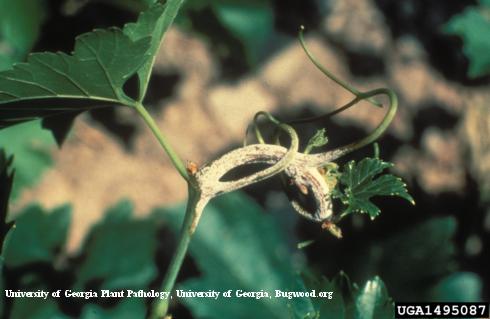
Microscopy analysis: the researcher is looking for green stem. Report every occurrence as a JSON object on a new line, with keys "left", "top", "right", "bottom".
{"left": 149, "top": 186, "right": 202, "bottom": 319}
{"left": 299, "top": 26, "right": 382, "bottom": 108}
{"left": 134, "top": 102, "right": 189, "bottom": 181}
{"left": 341, "top": 88, "right": 397, "bottom": 153}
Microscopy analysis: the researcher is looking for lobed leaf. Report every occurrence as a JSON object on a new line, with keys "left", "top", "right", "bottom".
{"left": 0, "top": 121, "right": 53, "bottom": 199}
{"left": 0, "top": 149, "right": 14, "bottom": 244}
{"left": 444, "top": 2, "right": 490, "bottom": 77}
{"left": 159, "top": 192, "right": 300, "bottom": 319}
{"left": 0, "top": 3, "right": 183, "bottom": 143}
{"left": 293, "top": 272, "right": 394, "bottom": 319}
{"left": 74, "top": 200, "right": 160, "bottom": 291}
{"left": 0, "top": 0, "right": 46, "bottom": 71}
{"left": 305, "top": 128, "right": 328, "bottom": 154}
{"left": 336, "top": 158, "right": 414, "bottom": 219}
{"left": 2, "top": 204, "right": 71, "bottom": 267}
{"left": 0, "top": 29, "right": 151, "bottom": 127}
{"left": 124, "top": 2, "right": 182, "bottom": 101}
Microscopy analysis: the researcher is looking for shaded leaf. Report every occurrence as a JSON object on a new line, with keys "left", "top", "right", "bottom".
{"left": 212, "top": 0, "right": 274, "bottom": 66}
{"left": 0, "top": 0, "right": 46, "bottom": 70}
{"left": 429, "top": 272, "right": 482, "bottom": 302}
{"left": 80, "top": 298, "right": 146, "bottom": 319}
{"left": 159, "top": 192, "right": 300, "bottom": 319}
{"left": 295, "top": 272, "right": 394, "bottom": 319}
{"left": 354, "top": 276, "right": 393, "bottom": 319}
{"left": 41, "top": 111, "right": 82, "bottom": 146}
{"left": 0, "top": 149, "right": 14, "bottom": 244}
{"left": 75, "top": 200, "right": 159, "bottom": 291}
{"left": 445, "top": 3, "right": 490, "bottom": 77}
{"left": 2, "top": 204, "right": 71, "bottom": 267}
{"left": 10, "top": 297, "right": 68, "bottom": 319}
{"left": 367, "top": 217, "right": 458, "bottom": 301}
{"left": 0, "top": 258, "right": 4, "bottom": 315}
{"left": 0, "top": 120, "right": 53, "bottom": 200}
{"left": 336, "top": 158, "right": 414, "bottom": 219}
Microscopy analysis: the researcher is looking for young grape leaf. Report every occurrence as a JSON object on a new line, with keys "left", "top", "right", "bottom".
{"left": 335, "top": 157, "right": 414, "bottom": 219}
{"left": 444, "top": 2, "right": 490, "bottom": 77}
{"left": 304, "top": 128, "right": 328, "bottom": 154}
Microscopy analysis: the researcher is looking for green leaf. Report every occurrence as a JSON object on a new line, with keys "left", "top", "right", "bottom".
{"left": 336, "top": 158, "right": 414, "bottom": 219}
{"left": 0, "top": 121, "right": 53, "bottom": 200}
{"left": 158, "top": 192, "right": 300, "bottom": 319}
{"left": 429, "top": 272, "right": 482, "bottom": 302}
{"left": 354, "top": 276, "right": 393, "bottom": 319}
{"left": 305, "top": 129, "right": 328, "bottom": 154}
{"left": 212, "top": 0, "right": 274, "bottom": 66}
{"left": 75, "top": 200, "right": 159, "bottom": 291}
{"left": 444, "top": 4, "right": 490, "bottom": 77}
{"left": 80, "top": 299, "right": 146, "bottom": 319}
{"left": 0, "top": 28, "right": 151, "bottom": 128}
{"left": 366, "top": 217, "right": 458, "bottom": 301}
{"left": 10, "top": 297, "right": 68, "bottom": 319}
{"left": 0, "top": 0, "right": 46, "bottom": 70}
{"left": 0, "top": 257, "right": 4, "bottom": 315}
{"left": 0, "top": 2, "right": 186, "bottom": 141}
{"left": 2, "top": 204, "right": 71, "bottom": 267}
{"left": 0, "top": 149, "right": 14, "bottom": 244}
{"left": 295, "top": 272, "right": 394, "bottom": 319}
{"left": 124, "top": 2, "right": 184, "bottom": 101}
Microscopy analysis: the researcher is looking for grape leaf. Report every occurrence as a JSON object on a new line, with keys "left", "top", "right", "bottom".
{"left": 338, "top": 217, "right": 458, "bottom": 302}
{"left": 0, "top": 0, "right": 46, "bottom": 70}
{"left": 0, "top": 121, "right": 53, "bottom": 200}
{"left": 10, "top": 297, "right": 68, "bottom": 319}
{"left": 74, "top": 200, "right": 160, "bottom": 291}
{"left": 0, "top": 28, "right": 151, "bottom": 127}
{"left": 0, "top": 2, "right": 186, "bottom": 142}
{"left": 0, "top": 149, "right": 14, "bottom": 244}
{"left": 80, "top": 299, "right": 146, "bottom": 319}
{"left": 2, "top": 204, "right": 71, "bottom": 267}
{"left": 159, "top": 192, "right": 300, "bottom": 319}
{"left": 295, "top": 272, "right": 394, "bottom": 319}
{"left": 305, "top": 128, "right": 328, "bottom": 154}
{"left": 212, "top": 0, "right": 274, "bottom": 66}
{"left": 429, "top": 272, "right": 483, "bottom": 302}
{"left": 444, "top": 2, "right": 490, "bottom": 77}
{"left": 0, "top": 149, "right": 13, "bottom": 317}
{"left": 335, "top": 157, "right": 414, "bottom": 219}
{"left": 124, "top": 2, "right": 183, "bottom": 101}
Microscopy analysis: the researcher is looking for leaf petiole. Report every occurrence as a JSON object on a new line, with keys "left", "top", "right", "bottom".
{"left": 133, "top": 102, "right": 189, "bottom": 181}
